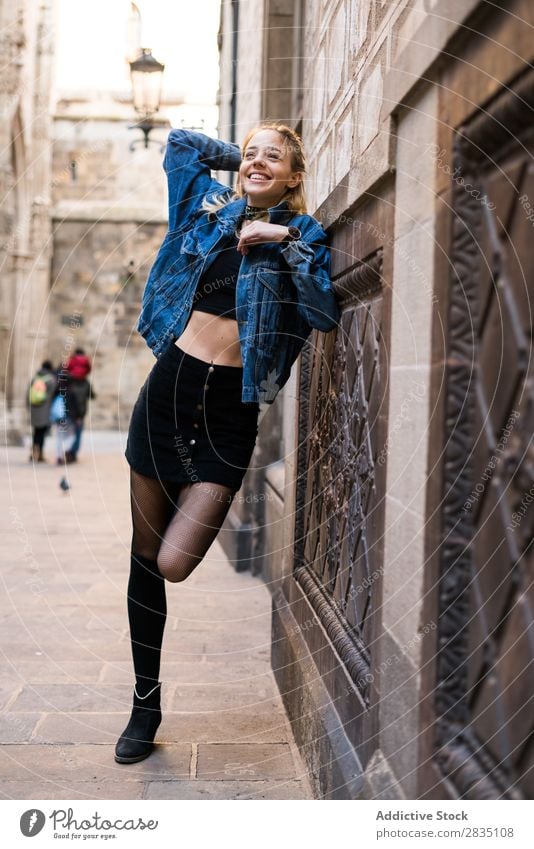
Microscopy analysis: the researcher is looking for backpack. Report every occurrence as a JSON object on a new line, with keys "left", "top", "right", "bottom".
{"left": 29, "top": 375, "right": 49, "bottom": 406}
{"left": 50, "top": 393, "right": 66, "bottom": 423}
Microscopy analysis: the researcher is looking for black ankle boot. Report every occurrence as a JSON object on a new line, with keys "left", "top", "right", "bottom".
{"left": 114, "top": 682, "right": 162, "bottom": 764}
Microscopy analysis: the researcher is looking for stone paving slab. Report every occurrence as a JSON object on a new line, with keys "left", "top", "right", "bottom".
{"left": 5, "top": 640, "right": 132, "bottom": 663}
{"left": 155, "top": 710, "right": 290, "bottom": 744}
{"left": 0, "top": 743, "right": 191, "bottom": 782}
{"left": 0, "top": 714, "right": 41, "bottom": 743}
{"left": 0, "top": 776, "right": 312, "bottom": 800}
{"left": 0, "top": 440, "right": 313, "bottom": 799}
{"left": 31, "top": 713, "right": 142, "bottom": 745}
{"left": 35, "top": 707, "right": 290, "bottom": 746}
{"left": 100, "top": 658, "right": 273, "bottom": 685}
{"left": 161, "top": 627, "right": 273, "bottom": 657}
{"left": 10, "top": 683, "right": 138, "bottom": 713}
{"left": 168, "top": 592, "right": 270, "bottom": 617}
{"left": 7, "top": 661, "right": 104, "bottom": 685}
{"left": 0, "top": 780, "right": 147, "bottom": 800}
{"left": 144, "top": 779, "right": 312, "bottom": 800}
{"left": 196, "top": 743, "right": 296, "bottom": 780}
{"left": 0, "top": 683, "right": 21, "bottom": 712}
{"left": 167, "top": 681, "right": 279, "bottom": 711}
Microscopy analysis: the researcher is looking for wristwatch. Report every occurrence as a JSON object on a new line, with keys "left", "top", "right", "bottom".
{"left": 282, "top": 225, "right": 302, "bottom": 244}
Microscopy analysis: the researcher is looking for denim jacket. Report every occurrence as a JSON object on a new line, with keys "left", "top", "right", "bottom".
{"left": 137, "top": 129, "right": 340, "bottom": 404}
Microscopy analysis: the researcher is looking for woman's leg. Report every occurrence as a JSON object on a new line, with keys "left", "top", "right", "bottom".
{"left": 128, "top": 469, "right": 181, "bottom": 690}
{"left": 115, "top": 469, "right": 184, "bottom": 764}
{"left": 157, "top": 481, "right": 236, "bottom": 583}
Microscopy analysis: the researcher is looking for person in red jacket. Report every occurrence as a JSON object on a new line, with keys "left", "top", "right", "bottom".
{"left": 66, "top": 348, "right": 91, "bottom": 380}
{"left": 65, "top": 348, "right": 95, "bottom": 462}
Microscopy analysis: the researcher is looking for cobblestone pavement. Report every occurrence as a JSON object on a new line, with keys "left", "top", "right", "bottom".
{"left": 0, "top": 433, "right": 313, "bottom": 800}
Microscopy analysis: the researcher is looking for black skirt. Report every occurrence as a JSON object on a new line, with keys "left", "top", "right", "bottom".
{"left": 125, "top": 338, "right": 260, "bottom": 491}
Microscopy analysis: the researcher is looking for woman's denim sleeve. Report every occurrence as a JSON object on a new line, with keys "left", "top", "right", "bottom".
{"left": 280, "top": 227, "right": 341, "bottom": 332}
{"left": 163, "top": 129, "right": 242, "bottom": 232}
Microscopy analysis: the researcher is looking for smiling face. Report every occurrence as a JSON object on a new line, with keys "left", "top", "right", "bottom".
{"left": 238, "top": 129, "right": 302, "bottom": 208}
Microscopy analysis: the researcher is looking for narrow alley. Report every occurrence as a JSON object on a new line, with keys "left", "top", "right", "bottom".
{"left": 0, "top": 436, "right": 312, "bottom": 800}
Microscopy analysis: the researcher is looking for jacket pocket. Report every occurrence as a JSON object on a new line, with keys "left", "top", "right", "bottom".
{"left": 257, "top": 269, "right": 292, "bottom": 302}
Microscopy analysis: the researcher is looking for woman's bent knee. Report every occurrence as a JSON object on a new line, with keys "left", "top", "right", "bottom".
{"left": 156, "top": 553, "right": 198, "bottom": 583}
{"left": 158, "top": 564, "right": 185, "bottom": 583}
{"left": 132, "top": 544, "right": 160, "bottom": 562}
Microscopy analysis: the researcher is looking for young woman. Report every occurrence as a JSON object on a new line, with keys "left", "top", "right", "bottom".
{"left": 115, "top": 122, "right": 340, "bottom": 764}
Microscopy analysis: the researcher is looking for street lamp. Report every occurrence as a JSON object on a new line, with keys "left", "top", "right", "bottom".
{"left": 128, "top": 47, "right": 165, "bottom": 150}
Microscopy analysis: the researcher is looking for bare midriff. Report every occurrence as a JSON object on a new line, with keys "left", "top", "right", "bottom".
{"left": 174, "top": 310, "right": 243, "bottom": 367}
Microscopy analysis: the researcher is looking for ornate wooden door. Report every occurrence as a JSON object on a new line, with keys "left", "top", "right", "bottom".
{"left": 436, "top": 66, "right": 534, "bottom": 799}
{"left": 291, "top": 194, "right": 393, "bottom": 778}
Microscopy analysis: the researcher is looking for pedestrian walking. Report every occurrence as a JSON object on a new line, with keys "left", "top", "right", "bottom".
{"left": 115, "top": 124, "right": 340, "bottom": 764}
{"left": 51, "top": 368, "right": 81, "bottom": 466}
{"left": 27, "top": 360, "right": 57, "bottom": 463}
{"left": 65, "top": 348, "right": 95, "bottom": 462}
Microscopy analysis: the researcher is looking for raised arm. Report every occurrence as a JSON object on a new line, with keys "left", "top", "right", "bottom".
{"left": 163, "top": 129, "right": 242, "bottom": 232}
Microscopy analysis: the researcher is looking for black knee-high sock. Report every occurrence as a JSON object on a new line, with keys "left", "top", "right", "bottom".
{"left": 127, "top": 551, "right": 166, "bottom": 694}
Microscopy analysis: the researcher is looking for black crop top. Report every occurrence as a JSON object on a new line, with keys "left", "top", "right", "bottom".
{"left": 191, "top": 233, "right": 242, "bottom": 320}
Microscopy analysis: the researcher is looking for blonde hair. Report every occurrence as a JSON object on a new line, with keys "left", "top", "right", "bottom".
{"left": 201, "top": 122, "right": 308, "bottom": 216}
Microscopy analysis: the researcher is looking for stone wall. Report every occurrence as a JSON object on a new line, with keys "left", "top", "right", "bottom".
{"left": 49, "top": 96, "right": 170, "bottom": 429}
{"left": 217, "top": 0, "right": 266, "bottom": 142}
{"left": 274, "top": 0, "right": 497, "bottom": 801}
{"left": 49, "top": 216, "right": 165, "bottom": 429}
{"left": 0, "top": 0, "right": 55, "bottom": 444}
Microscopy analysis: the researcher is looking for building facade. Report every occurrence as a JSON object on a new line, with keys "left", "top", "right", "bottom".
{"left": 0, "top": 0, "right": 55, "bottom": 444}
{"left": 217, "top": 0, "right": 534, "bottom": 799}
{"left": 49, "top": 92, "right": 171, "bottom": 430}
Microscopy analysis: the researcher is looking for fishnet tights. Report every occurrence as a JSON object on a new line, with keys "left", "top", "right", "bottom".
{"left": 130, "top": 469, "right": 235, "bottom": 583}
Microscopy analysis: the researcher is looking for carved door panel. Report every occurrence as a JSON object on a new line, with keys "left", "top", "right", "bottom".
{"left": 294, "top": 237, "right": 389, "bottom": 767}
{"left": 436, "top": 67, "right": 534, "bottom": 799}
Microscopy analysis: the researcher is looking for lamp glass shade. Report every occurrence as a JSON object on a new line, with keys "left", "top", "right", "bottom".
{"left": 129, "top": 48, "right": 164, "bottom": 117}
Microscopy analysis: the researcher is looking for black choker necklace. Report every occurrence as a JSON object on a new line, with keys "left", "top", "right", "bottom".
{"left": 235, "top": 203, "right": 269, "bottom": 239}
{"left": 244, "top": 203, "right": 268, "bottom": 220}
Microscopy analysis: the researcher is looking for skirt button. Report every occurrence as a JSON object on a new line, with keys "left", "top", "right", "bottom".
{"left": 189, "top": 438, "right": 196, "bottom": 446}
